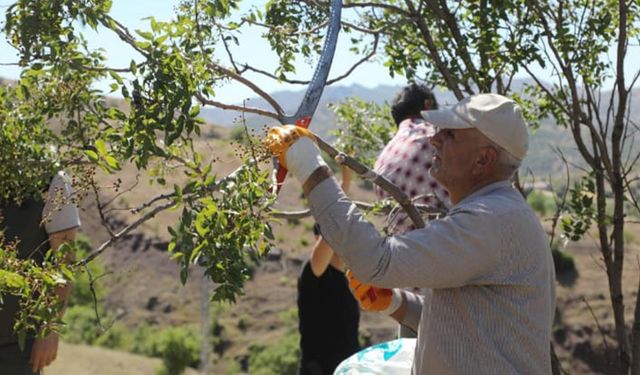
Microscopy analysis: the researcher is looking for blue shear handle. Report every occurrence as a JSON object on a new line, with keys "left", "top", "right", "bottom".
{"left": 278, "top": 0, "right": 343, "bottom": 125}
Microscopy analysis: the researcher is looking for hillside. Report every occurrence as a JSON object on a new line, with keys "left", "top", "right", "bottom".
{"left": 2, "top": 77, "right": 639, "bottom": 373}
{"left": 72, "top": 127, "right": 398, "bottom": 374}
{"left": 65, "top": 125, "right": 639, "bottom": 374}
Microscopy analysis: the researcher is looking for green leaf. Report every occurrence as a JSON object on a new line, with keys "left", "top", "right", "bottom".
{"left": 180, "top": 268, "right": 189, "bottom": 285}
{"left": 95, "top": 139, "right": 108, "bottom": 156}
{"left": 0, "top": 270, "right": 27, "bottom": 290}
{"left": 136, "top": 30, "right": 154, "bottom": 40}
{"left": 84, "top": 150, "right": 99, "bottom": 162}
{"left": 104, "top": 155, "right": 120, "bottom": 170}
{"left": 109, "top": 71, "right": 123, "bottom": 84}
{"left": 167, "top": 241, "right": 177, "bottom": 253}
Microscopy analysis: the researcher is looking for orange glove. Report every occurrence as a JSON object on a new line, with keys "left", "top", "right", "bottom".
{"left": 262, "top": 125, "right": 316, "bottom": 168}
{"left": 346, "top": 269, "right": 402, "bottom": 314}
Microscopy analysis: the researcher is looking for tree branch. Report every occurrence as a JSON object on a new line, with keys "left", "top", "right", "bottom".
{"left": 270, "top": 198, "right": 444, "bottom": 219}
{"left": 206, "top": 63, "right": 285, "bottom": 116}
{"left": 313, "top": 134, "right": 427, "bottom": 228}
{"left": 403, "top": 0, "right": 465, "bottom": 99}
{"left": 195, "top": 92, "right": 280, "bottom": 120}
{"left": 79, "top": 199, "right": 175, "bottom": 266}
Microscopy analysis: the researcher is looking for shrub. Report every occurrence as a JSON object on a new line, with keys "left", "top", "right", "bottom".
{"left": 148, "top": 326, "right": 201, "bottom": 375}
{"left": 247, "top": 330, "right": 300, "bottom": 375}
{"left": 69, "top": 235, "right": 105, "bottom": 307}
{"left": 62, "top": 305, "right": 129, "bottom": 350}
{"left": 552, "top": 248, "right": 576, "bottom": 275}
{"left": 551, "top": 242, "right": 576, "bottom": 275}
{"left": 527, "top": 190, "right": 556, "bottom": 217}
{"left": 237, "top": 315, "right": 251, "bottom": 332}
{"left": 62, "top": 305, "right": 103, "bottom": 345}
{"left": 93, "top": 322, "right": 128, "bottom": 349}
{"left": 230, "top": 126, "right": 251, "bottom": 145}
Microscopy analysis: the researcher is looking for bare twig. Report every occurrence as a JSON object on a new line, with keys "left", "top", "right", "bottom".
{"left": 195, "top": 92, "right": 280, "bottom": 120}
{"left": 582, "top": 296, "right": 612, "bottom": 365}
{"left": 90, "top": 180, "right": 115, "bottom": 237}
{"left": 82, "top": 263, "right": 112, "bottom": 331}
{"left": 240, "top": 33, "right": 379, "bottom": 87}
{"left": 206, "top": 63, "right": 285, "bottom": 116}
{"left": 102, "top": 175, "right": 140, "bottom": 212}
{"left": 548, "top": 146, "right": 572, "bottom": 248}
{"left": 78, "top": 199, "right": 175, "bottom": 266}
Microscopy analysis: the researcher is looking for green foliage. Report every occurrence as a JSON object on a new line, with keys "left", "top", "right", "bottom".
{"left": 2, "top": 3, "right": 638, "bottom": 372}
{"left": 68, "top": 235, "right": 105, "bottom": 307}
{"left": 0, "top": 234, "right": 75, "bottom": 349}
{"left": 331, "top": 98, "right": 394, "bottom": 167}
{"left": 4, "top": 0, "right": 112, "bottom": 63}
{"left": 61, "top": 305, "right": 106, "bottom": 345}
{"left": 551, "top": 243, "right": 577, "bottom": 276}
{"left": 286, "top": 217, "right": 301, "bottom": 228}
{"left": 236, "top": 314, "right": 251, "bottom": 332}
{"left": 278, "top": 307, "right": 298, "bottom": 325}
{"left": 224, "top": 361, "right": 243, "bottom": 375}
{"left": 148, "top": 326, "right": 201, "bottom": 375}
{"left": 258, "top": 1, "right": 325, "bottom": 78}
{"left": 241, "top": 307, "right": 300, "bottom": 374}
{"left": 230, "top": 126, "right": 247, "bottom": 143}
{"left": 248, "top": 329, "right": 300, "bottom": 375}
{"left": 2, "top": 0, "right": 278, "bottom": 320}
{"left": 527, "top": 190, "right": 556, "bottom": 217}
{"left": 168, "top": 160, "right": 276, "bottom": 302}
{"left": 63, "top": 311, "right": 201, "bottom": 375}
{"left": 210, "top": 314, "right": 227, "bottom": 356}
{"left": 0, "top": 83, "right": 58, "bottom": 203}
{"left": 561, "top": 176, "right": 596, "bottom": 241}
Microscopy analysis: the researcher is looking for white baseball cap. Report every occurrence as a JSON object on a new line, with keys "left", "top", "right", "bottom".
{"left": 420, "top": 93, "right": 529, "bottom": 160}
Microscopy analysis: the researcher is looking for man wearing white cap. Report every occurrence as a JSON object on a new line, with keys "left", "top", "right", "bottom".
{"left": 264, "top": 93, "right": 556, "bottom": 374}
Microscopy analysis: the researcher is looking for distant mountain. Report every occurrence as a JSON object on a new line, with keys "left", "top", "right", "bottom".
{"left": 198, "top": 81, "right": 639, "bottom": 178}
{"left": 198, "top": 83, "right": 461, "bottom": 141}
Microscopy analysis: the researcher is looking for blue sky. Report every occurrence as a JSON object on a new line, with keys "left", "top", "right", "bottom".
{"left": 1, "top": 0, "right": 638, "bottom": 104}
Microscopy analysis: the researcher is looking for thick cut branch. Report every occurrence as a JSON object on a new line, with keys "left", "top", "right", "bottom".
{"left": 313, "top": 135, "right": 426, "bottom": 228}
{"left": 271, "top": 198, "right": 444, "bottom": 220}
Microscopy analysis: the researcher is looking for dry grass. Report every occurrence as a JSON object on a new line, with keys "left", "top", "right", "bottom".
{"left": 47, "top": 342, "right": 201, "bottom": 375}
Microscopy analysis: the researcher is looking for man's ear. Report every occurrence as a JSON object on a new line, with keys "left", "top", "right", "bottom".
{"left": 476, "top": 147, "right": 498, "bottom": 171}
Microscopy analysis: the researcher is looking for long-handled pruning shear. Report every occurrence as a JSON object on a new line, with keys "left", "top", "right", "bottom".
{"left": 272, "top": 0, "right": 342, "bottom": 194}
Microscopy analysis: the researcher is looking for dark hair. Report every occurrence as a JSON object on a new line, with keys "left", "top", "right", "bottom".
{"left": 390, "top": 83, "right": 438, "bottom": 126}
{"left": 312, "top": 223, "right": 321, "bottom": 236}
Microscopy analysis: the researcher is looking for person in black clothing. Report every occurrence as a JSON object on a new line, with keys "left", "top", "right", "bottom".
{"left": 297, "top": 168, "right": 360, "bottom": 375}
{"left": 0, "top": 171, "right": 80, "bottom": 374}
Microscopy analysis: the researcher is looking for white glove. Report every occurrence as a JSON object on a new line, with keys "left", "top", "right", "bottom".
{"left": 285, "top": 137, "right": 328, "bottom": 185}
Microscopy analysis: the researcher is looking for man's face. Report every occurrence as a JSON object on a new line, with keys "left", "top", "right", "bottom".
{"left": 429, "top": 128, "right": 484, "bottom": 192}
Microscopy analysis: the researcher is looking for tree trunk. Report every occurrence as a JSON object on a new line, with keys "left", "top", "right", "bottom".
{"left": 631, "top": 276, "right": 640, "bottom": 374}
